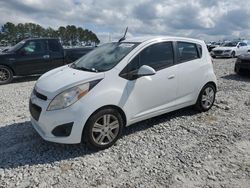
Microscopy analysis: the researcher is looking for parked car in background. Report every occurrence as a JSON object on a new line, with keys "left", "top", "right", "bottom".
{"left": 211, "top": 41, "right": 250, "bottom": 58}
{"left": 235, "top": 54, "right": 250, "bottom": 75}
{"left": 0, "top": 38, "right": 94, "bottom": 84}
{"left": 29, "top": 36, "right": 217, "bottom": 150}
{"left": 207, "top": 42, "right": 222, "bottom": 52}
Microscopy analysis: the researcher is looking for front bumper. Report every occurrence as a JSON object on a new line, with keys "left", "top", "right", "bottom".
{"left": 211, "top": 51, "right": 232, "bottom": 57}
{"left": 29, "top": 90, "right": 87, "bottom": 144}
{"left": 235, "top": 61, "right": 250, "bottom": 71}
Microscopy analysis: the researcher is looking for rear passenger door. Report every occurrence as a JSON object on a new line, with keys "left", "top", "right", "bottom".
{"left": 121, "top": 42, "right": 178, "bottom": 120}
{"left": 175, "top": 41, "right": 203, "bottom": 104}
{"left": 47, "top": 40, "right": 65, "bottom": 71}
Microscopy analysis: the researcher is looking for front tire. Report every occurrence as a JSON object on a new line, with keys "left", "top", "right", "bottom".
{"left": 0, "top": 65, "right": 13, "bottom": 85}
{"left": 83, "top": 108, "right": 124, "bottom": 150}
{"left": 195, "top": 84, "right": 216, "bottom": 112}
{"left": 231, "top": 51, "right": 236, "bottom": 58}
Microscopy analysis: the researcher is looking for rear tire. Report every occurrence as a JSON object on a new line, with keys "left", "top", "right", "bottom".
{"left": 82, "top": 108, "right": 124, "bottom": 150}
{"left": 0, "top": 65, "right": 13, "bottom": 85}
{"left": 195, "top": 83, "right": 216, "bottom": 112}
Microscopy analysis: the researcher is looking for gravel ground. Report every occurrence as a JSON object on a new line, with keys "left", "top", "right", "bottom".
{"left": 0, "top": 58, "right": 250, "bottom": 188}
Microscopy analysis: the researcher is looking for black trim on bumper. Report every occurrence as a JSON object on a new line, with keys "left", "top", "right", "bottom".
{"left": 34, "top": 89, "right": 48, "bottom": 101}
{"left": 52, "top": 122, "right": 74, "bottom": 137}
{"left": 29, "top": 100, "right": 42, "bottom": 121}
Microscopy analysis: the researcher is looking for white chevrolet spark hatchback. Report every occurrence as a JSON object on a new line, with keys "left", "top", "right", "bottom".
{"left": 30, "top": 36, "right": 217, "bottom": 149}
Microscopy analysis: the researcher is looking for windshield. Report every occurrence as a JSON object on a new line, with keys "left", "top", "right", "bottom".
{"left": 223, "top": 42, "right": 238, "bottom": 47}
{"left": 71, "top": 42, "right": 139, "bottom": 72}
{"left": 7, "top": 41, "right": 25, "bottom": 52}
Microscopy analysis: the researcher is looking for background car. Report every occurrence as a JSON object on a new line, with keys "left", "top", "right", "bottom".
{"left": 0, "top": 38, "right": 94, "bottom": 85}
{"left": 235, "top": 54, "right": 250, "bottom": 75}
{"left": 207, "top": 42, "right": 222, "bottom": 52}
{"left": 211, "top": 41, "right": 250, "bottom": 58}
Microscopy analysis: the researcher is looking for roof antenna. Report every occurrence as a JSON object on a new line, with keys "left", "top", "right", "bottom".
{"left": 118, "top": 27, "right": 128, "bottom": 43}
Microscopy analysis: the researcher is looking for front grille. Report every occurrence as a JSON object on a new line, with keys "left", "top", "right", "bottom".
{"left": 213, "top": 50, "right": 223, "bottom": 55}
{"left": 34, "top": 89, "right": 47, "bottom": 101}
{"left": 29, "top": 100, "right": 42, "bottom": 121}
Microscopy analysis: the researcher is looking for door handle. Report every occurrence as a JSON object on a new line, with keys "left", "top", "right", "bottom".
{"left": 43, "top": 55, "right": 50, "bottom": 59}
{"left": 168, "top": 75, "right": 175, "bottom": 79}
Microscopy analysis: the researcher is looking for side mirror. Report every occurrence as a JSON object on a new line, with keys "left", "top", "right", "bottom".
{"left": 137, "top": 65, "right": 156, "bottom": 77}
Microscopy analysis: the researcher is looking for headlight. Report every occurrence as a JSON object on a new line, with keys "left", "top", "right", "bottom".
{"left": 47, "top": 80, "right": 101, "bottom": 111}
{"left": 224, "top": 50, "right": 231, "bottom": 53}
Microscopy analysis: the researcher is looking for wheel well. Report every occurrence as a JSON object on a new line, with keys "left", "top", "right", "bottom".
{"left": 81, "top": 105, "right": 127, "bottom": 141}
{"left": 0, "top": 64, "right": 15, "bottom": 76}
{"left": 97, "top": 105, "right": 127, "bottom": 126}
{"left": 205, "top": 81, "right": 217, "bottom": 92}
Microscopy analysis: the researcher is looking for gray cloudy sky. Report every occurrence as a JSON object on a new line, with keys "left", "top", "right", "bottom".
{"left": 0, "top": 0, "right": 249, "bottom": 42}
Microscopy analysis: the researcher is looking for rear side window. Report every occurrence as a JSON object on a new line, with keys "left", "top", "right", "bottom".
{"left": 48, "top": 40, "right": 61, "bottom": 52}
{"left": 177, "top": 42, "right": 199, "bottom": 63}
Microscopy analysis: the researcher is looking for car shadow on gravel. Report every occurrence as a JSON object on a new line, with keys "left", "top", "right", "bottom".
{"left": 0, "top": 107, "right": 199, "bottom": 170}
{"left": 0, "top": 121, "right": 94, "bottom": 169}
{"left": 123, "top": 107, "right": 199, "bottom": 136}
{"left": 221, "top": 73, "right": 250, "bottom": 82}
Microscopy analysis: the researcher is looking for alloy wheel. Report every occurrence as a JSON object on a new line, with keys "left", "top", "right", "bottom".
{"left": 91, "top": 114, "right": 120, "bottom": 145}
{"left": 201, "top": 87, "right": 215, "bottom": 109}
{"left": 0, "top": 68, "right": 10, "bottom": 83}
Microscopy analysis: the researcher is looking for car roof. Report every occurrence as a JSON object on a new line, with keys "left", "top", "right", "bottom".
{"left": 123, "top": 36, "right": 204, "bottom": 44}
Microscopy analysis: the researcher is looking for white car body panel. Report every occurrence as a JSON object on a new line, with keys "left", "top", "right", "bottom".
{"left": 30, "top": 36, "right": 217, "bottom": 144}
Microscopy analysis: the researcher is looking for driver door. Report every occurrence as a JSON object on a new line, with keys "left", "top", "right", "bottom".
{"left": 14, "top": 40, "right": 50, "bottom": 75}
{"left": 121, "top": 42, "right": 178, "bottom": 122}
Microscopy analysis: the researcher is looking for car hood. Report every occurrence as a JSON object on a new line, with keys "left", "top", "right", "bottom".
{"left": 0, "top": 52, "right": 14, "bottom": 60}
{"left": 212, "top": 47, "right": 236, "bottom": 51}
{"left": 35, "top": 65, "right": 105, "bottom": 99}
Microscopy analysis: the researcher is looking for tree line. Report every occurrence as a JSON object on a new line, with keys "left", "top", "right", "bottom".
{"left": 0, "top": 22, "right": 100, "bottom": 46}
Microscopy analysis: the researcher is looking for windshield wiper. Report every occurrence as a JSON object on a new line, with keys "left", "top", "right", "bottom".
{"left": 71, "top": 64, "right": 99, "bottom": 72}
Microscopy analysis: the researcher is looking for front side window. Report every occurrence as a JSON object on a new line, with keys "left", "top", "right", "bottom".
{"left": 177, "top": 42, "right": 199, "bottom": 63}
{"left": 140, "top": 42, "right": 174, "bottom": 70}
{"left": 120, "top": 42, "right": 174, "bottom": 79}
{"left": 72, "top": 42, "right": 139, "bottom": 72}
{"left": 21, "top": 40, "right": 46, "bottom": 54}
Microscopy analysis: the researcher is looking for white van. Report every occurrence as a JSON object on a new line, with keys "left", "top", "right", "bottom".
{"left": 30, "top": 36, "right": 217, "bottom": 149}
